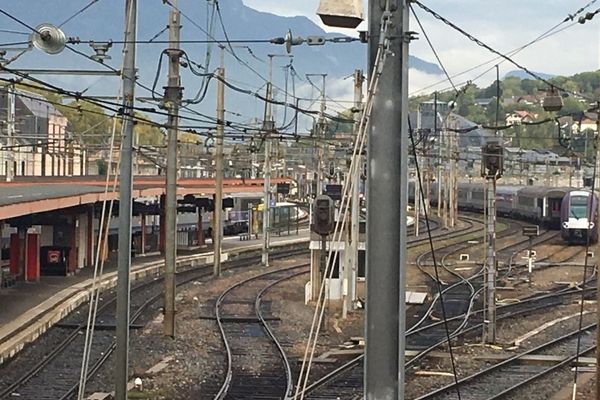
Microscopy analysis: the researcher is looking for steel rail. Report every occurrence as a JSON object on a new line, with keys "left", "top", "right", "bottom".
{"left": 300, "top": 222, "right": 570, "bottom": 398}
{"left": 0, "top": 247, "right": 308, "bottom": 400}
{"left": 415, "top": 323, "right": 598, "bottom": 400}
{"left": 213, "top": 264, "right": 309, "bottom": 400}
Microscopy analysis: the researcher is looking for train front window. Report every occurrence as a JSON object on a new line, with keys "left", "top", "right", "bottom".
{"left": 570, "top": 196, "right": 589, "bottom": 219}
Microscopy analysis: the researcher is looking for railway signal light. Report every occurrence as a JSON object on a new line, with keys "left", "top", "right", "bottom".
{"left": 481, "top": 143, "right": 504, "bottom": 178}
{"left": 277, "top": 183, "right": 290, "bottom": 195}
{"left": 312, "top": 195, "right": 335, "bottom": 235}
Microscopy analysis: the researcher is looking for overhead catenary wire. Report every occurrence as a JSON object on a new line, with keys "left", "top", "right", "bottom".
{"left": 76, "top": 83, "right": 123, "bottom": 400}
{"left": 409, "top": 4, "right": 457, "bottom": 95}
{"left": 0, "top": 28, "right": 29, "bottom": 35}
{"left": 412, "top": 0, "right": 597, "bottom": 103}
{"left": 0, "top": 61, "right": 355, "bottom": 135}
{"left": 0, "top": 6, "right": 356, "bottom": 132}
{"left": 408, "top": 116, "right": 462, "bottom": 399}
{"left": 409, "top": 0, "right": 600, "bottom": 97}
{"left": 58, "top": 0, "right": 101, "bottom": 28}
{"left": 570, "top": 107, "right": 599, "bottom": 399}
{"left": 1, "top": 77, "right": 593, "bottom": 151}
{"left": 158, "top": 0, "right": 357, "bottom": 114}
{"left": 0, "top": 8, "right": 40, "bottom": 34}
{"left": 294, "top": 11, "right": 393, "bottom": 399}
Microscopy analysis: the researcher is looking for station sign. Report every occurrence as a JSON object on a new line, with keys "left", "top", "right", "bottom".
{"left": 522, "top": 225, "right": 539, "bottom": 237}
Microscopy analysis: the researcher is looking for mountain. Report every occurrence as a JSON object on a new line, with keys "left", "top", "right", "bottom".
{"left": 217, "top": 0, "right": 442, "bottom": 75}
{"left": 2, "top": 0, "right": 442, "bottom": 122}
{"left": 504, "top": 70, "right": 554, "bottom": 80}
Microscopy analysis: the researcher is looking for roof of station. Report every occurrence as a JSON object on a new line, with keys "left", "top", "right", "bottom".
{"left": 0, "top": 176, "right": 291, "bottom": 220}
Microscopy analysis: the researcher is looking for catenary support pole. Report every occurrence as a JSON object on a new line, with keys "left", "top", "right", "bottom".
{"left": 163, "top": 0, "right": 182, "bottom": 338}
{"left": 307, "top": 73, "right": 328, "bottom": 198}
{"left": 5, "top": 84, "right": 15, "bottom": 182}
{"left": 214, "top": 47, "right": 225, "bottom": 276}
{"left": 349, "top": 69, "right": 363, "bottom": 312}
{"left": 365, "top": 1, "right": 409, "bottom": 398}
{"left": 483, "top": 175, "right": 497, "bottom": 343}
{"left": 262, "top": 55, "right": 274, "bottom": 267}
{"left": 435, "top": 92, "right": 441, "bottom": 217}
{"left": 415, "top": 153, "right": 420, "bottom": 236}
{"left": 115, "top": 0, "right": 137, "bottom": 398}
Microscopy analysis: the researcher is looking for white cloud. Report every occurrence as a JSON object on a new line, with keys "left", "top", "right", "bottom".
{"left": 242, "top": 0, "right": 366, "bottom": 36}
{"left": 409, "top": 69, "right": 445, "bottom": 95}
{"left": 243, "top": 0, "right": 600, "bottom": 95}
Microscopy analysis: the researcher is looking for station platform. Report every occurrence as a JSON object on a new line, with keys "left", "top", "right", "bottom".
{"left": 0, "top": 230, "right": 309, "bottom": 365}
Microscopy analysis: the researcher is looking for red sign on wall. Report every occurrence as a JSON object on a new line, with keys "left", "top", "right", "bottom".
{"left": 47, "top": 250, "right": 61, "bottom": 264}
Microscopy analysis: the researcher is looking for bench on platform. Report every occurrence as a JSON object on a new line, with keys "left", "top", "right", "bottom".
{"left": 238, "top": 233, "right": 258, "bottom": 241}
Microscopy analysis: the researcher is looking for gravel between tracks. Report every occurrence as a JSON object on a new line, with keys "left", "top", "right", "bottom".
{"left": 406, "top": 306, "right": 597, "bottom": 399}
{"left": 16, "top": 217, "right": 589, "bottom": 400}
{"left": 86, "top": 255, "right": 358, "bottom": 399}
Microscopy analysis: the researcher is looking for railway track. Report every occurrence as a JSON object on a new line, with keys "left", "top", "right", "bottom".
{"left": 406, "top": 219, "right": 534, "bottom": 359}
{"left": 300, "top": 219, "right": 567, "bottom": 399}
{"left": 0, "top": 247, "right": 308, "bottom": 400}
{"left": 298, "top": 218, "right": 488, "bottom": 399}
{"left": 300, "top": 280, "right": 597, "bottom": 400}
{"left": 416, "top": 324, "right": 597, "bottom": 400}
{"left": 212, "top": 264, "right": 309, "bottom": 399}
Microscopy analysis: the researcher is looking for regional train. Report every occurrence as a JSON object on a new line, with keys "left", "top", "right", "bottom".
{"left": 408, "top": 182, "right": 598, "bottom": 244}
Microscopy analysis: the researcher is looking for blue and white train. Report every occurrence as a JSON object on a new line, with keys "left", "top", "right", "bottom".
{"left": 560, "top": 190, "right": 598, "bottom": 244}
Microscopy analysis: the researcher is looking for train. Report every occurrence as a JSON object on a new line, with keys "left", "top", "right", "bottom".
{"left": 408, "top": 182, "right": 598, "bottom": 244}
{"left": 560, "top": 190, "right": 598, "bottom": 244}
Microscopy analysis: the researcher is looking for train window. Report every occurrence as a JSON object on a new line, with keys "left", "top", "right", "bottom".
{"left": 570, "top": 196, "right": 590, "bottom": 219}
{"left": 518, "top": 197, "right": 531, "bottom": 206}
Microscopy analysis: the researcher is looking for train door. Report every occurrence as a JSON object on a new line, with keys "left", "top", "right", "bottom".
{"left": 548, "top": 197, "right": 562, "bottom": 218}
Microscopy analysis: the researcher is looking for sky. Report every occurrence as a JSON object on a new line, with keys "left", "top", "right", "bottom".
{"left": 0, "top": 1, "right": 598, "bottom": 129}
{"left": 243, "top": 0, "right": 600, "bottom": 94}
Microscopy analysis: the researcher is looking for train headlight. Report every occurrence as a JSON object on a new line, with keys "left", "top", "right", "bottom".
{"left": 562, "top": 222, "right": 569, "bottom": 229}
{"left": 590, "top": 222, "right": 595, "bottom": 229}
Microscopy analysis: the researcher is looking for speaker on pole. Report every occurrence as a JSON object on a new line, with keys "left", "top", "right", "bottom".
{"left": 30, "top": 23, "right": 66, "bottom": 55}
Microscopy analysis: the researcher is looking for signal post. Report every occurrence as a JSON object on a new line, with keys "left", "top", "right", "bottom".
{"left": 481, "top": 140, "right": 503, "bottom": 344}
{"left": 310, "top": 195, "right": 335, "bottom": 302}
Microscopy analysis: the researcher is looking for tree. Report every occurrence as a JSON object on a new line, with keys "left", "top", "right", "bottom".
{"left": 113, "top": 112, "right": 165, "bottom": 146}
{"left": 500, "top": 77, "right": 523, "bottom": 98}
{"left": 480, "top": 80, "right": 502, "bottom": 99}
{"left": 134, "top": 113, "right": 164, "bottom": 145}
{"left": 520, "top": 79, "right": 540, "bottom": 95}
{"left": 558, "top": 96, "right": 587, "bottom": 116}
{"left": 485, "top": 98, "right": 505, "bottom": 124}
{"left": 61, "top": 100, "right": 112, "bottom": 145}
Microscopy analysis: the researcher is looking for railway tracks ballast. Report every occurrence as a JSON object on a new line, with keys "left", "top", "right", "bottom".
{"left": 213, "top": 264, "right": 309, "bottom": 400}
{"left": 0, "top": 247, "right": 308, "bottom": 400}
